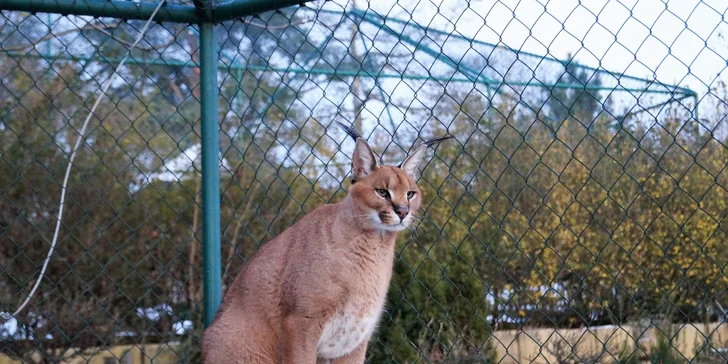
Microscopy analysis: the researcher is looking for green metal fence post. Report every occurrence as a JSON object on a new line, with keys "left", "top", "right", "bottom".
{"left": 200, "top": 22, "right": 222, "bottom": 328}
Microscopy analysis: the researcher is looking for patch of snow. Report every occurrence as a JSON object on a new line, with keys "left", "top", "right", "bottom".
{"left": 173, "top": 320, "right": 193, "bottom": 335}
{"left": 136, "top": 144, "right": 232, "bottom": 185}
{"left": 136, "top": 304, "right": 173, "bottom": 321}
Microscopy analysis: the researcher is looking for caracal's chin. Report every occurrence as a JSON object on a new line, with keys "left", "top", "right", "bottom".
{"left": 374, "top": 215, "right": 413, "bottom": 232}
{"left": 376, "top": 223, "right": 406, "bottom": 232}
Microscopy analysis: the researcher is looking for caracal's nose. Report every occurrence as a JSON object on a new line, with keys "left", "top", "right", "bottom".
{"left": 393, "top": 205, "right": 409, "bottom": 220}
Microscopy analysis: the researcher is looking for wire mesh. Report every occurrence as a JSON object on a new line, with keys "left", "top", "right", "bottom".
{"left": 1, "top": 0, "right": 727, "bottom": 363}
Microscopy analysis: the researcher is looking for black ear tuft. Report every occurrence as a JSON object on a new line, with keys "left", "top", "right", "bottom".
{"left": 397, "top": 135, "right": 454, "bottom": 168}
{"left": 336, "top": 121, "right": 363, "bottom": 141}
{"left": 422, "top": 135, "right": 454, "bottom": 149}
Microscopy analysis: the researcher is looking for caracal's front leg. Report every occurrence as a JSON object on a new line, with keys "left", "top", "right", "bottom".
{"left": 283, "top": 314, "right": 323, "bottom": 364}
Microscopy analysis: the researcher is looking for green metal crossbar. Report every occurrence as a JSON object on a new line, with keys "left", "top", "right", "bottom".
{"left": 0, "top": 50, "right": 694, "bottom": 97}
{"left": 346, "top": 7, "right": 697, "bottom": 97}
{"left": 0, "top": 0, "right": 314, "bottom": 23}
{"left": 0, "top": 0, "right": 198, "bottom": 23}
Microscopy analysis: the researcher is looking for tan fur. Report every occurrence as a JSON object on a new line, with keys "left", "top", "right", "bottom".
{"left": 201, "top": 135, "right": 439, "bottom": 363}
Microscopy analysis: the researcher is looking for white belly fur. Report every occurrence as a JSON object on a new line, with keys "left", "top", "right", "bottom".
{"left": 316, "top": 304, "right": 382, "bottom": 359}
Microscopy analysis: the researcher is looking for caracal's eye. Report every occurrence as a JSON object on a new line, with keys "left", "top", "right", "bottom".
{"left": 407, "top": 191, "right": 416, "bottom": 200}
{"left": 375, "top": 189, "right": 390, "bottom": 198}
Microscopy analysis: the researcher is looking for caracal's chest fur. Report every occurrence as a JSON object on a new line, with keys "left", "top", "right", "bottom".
{"left": 316, "top": 293, "right": 386, "bottom": 358}
{"left": 316, "top": 238, "right": 394, "bottom": 359}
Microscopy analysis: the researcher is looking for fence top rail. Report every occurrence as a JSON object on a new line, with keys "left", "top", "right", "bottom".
{"left": 0, "top": 0, "right": 197, "bottom": 23}
{"left": 0, "top": 0, "right": 316, "bottom": 23}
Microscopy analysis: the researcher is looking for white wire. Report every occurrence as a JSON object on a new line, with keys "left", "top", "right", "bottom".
{"left": 13, "top": 1, "right": 167, "bottom": 316}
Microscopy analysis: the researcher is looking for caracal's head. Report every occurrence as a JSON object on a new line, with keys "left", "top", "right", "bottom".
{"left": 339, "top": 122, "right": 451, "bottom": 233}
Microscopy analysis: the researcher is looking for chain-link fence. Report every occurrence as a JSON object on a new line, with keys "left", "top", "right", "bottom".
{"left": 1, "top": 0, "right": 727, "bottom": 362}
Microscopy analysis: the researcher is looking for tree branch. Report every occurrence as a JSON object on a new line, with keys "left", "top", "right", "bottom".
{"left": 222, "top": 183, "right": 260, "bottom": 281}
{"left": 87, "top": 22, "right": 177, "bottom": 52}
{"left": 187, "top": 174, "right": 201, "bottom": 308}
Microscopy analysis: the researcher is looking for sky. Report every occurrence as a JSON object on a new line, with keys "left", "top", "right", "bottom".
{"left": 338, "top": 0, "right": 728, "bottom": 114}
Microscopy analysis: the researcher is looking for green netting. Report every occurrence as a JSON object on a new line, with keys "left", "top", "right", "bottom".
{"left": 0, "top": 0, "right": 726, "bottom": 363}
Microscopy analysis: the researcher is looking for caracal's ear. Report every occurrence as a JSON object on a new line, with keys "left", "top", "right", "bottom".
{"left": 352, "top": 139, "right": 378, "bottom": 181}
{"left": 399, "top": 135, "right": 454, "bottom": 180}
{"left": 337, "top": 121, "right": 378, "bottom": 183}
